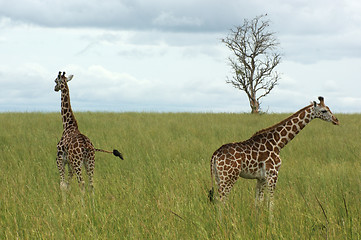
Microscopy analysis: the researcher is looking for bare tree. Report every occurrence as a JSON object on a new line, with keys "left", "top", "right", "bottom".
{"left": 222, "top": 15, "right": 281, "bottom": 114}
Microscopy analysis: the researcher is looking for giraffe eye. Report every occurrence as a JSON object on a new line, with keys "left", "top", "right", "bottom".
{"left": 321, "top": 110, "right": 327, "bottom": 113}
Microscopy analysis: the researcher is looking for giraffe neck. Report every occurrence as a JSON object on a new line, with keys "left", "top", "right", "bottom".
{"left": 60, "top": 82, "right": 78, "bottom": 130}
{"left": 253, "top": 104, "right": 314, "bottom": 153}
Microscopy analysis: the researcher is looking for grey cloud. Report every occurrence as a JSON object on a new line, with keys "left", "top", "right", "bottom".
{"left": 1, "top": 0, "right": 361, "bottom": 113}
{"left": 152, "top": 11, "right": 203, "bottom": 28}
{"left": 2, "top": 0, "right": 360, "bottom": 37}
{"left": 0, "top": 0, "right": 246, "bottom": 32}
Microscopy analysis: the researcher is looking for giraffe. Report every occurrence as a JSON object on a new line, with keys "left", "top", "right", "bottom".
{"left": 208, "top": 97, "right": 339, "bottom": 215}
{"left": 54, "top": 71, "right": 124, "bottom": 193}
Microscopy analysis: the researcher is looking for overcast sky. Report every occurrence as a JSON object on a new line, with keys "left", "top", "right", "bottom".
{"left": 0, "top": 0, "right": 360, "bottom": 113}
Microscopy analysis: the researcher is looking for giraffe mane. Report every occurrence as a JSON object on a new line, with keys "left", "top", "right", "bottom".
{"left": 251, "top": 104, "right": 313, "bottom": 137}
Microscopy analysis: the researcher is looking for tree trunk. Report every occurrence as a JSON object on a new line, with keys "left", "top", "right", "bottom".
{"left": 250, "top": 98, "right": 260, "bottom": 114}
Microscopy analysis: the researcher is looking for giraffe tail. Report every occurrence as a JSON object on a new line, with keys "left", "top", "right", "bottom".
{"left": 95, "top": 148, "right": 124, "bottom": 160}
{"left": 208, "top": 187, "right": 215, "bottom": 202}
{"left": 208, "top": 155, "right": 216, "bottom": 202}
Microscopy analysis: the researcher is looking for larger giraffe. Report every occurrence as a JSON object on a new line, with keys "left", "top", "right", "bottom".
{"left": 54, "top": 72, "right": 123, "bottom": 192}
{"left": 209, "top": 97, "right": 339, "bottom": 215}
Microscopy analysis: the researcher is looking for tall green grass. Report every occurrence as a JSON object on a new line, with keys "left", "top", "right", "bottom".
{"left": 0, "top": 112, "right": 360, "bottom": 239}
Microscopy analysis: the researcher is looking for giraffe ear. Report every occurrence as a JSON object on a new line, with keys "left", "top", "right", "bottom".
{"left": 67, "top": 75, "right": 74, "bottom": 82}
{"left": 318, "top": 96, "right": 325, "bottom": 106}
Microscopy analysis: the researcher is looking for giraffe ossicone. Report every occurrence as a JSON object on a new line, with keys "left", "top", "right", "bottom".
{"left": 209, "top": 96, "right": 339, "bottom": 216}
{"left": 54, "top": 71, "right": 124, "bottom": 194}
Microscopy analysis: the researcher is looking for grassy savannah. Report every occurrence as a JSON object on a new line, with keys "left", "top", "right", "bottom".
{"left": 0, "top": 112, "right": 360, "bottom": 239}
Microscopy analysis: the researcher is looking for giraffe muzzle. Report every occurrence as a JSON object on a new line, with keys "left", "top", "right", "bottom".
{"left": 332, "top": 117, "right": 339, "bottom": 125}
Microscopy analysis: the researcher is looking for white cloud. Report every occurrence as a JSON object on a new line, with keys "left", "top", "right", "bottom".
{"left": 265, "top": 57, "right": 361, "bottom": 113}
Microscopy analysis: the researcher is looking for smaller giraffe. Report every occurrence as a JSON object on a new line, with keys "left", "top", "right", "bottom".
{"left": 208, "top": 97, "right": 339, "bottom": 216}
{"left": 54, "top": 72, "right": 123, "bottom": 193}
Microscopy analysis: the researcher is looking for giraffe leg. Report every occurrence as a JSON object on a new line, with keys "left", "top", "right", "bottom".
{"left": 84, "top": 152, "right": 95, "bottom": 192}
{"left": 267, "top": 171, "right": 279, "bottom": 221}
{"left": 75, "top": 170, "right": 85, "bottom": 192}
{"left": 56, "top": 151, "right": 67, "bottom": 191}
{"left": 218, "top": 175, "right": 238, "bottom": 203}
{"left": 70, "top": 156, "right": 85, "bottom": 192}
{"left": 66, "top": 164, "right": 74, "bottom": 189}
{"left": 255, "top": 178, "right": 267, "bottom": 207}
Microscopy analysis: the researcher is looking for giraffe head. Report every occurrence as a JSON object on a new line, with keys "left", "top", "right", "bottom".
{"left": 312, "top": 96, "right": 339, "bottom": 125}
{"left": 54, "top": 71, "right": 74, "bottom": 92}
